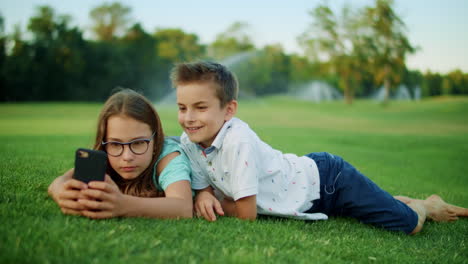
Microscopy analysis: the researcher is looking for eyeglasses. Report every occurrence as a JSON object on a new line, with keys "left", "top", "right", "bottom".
{"left": 102, "top": 132, "right": 156, "bottom": 157}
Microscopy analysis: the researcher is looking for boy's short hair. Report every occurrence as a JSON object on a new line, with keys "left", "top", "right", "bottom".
{"left": 170, "top": 61, "right": 238, "bottom": 107}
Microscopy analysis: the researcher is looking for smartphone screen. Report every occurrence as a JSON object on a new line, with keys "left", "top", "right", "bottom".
{"left": 73, "top": 148, "right": 107, "bottom": 183}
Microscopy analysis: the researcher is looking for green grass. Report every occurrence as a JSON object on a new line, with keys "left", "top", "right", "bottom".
{"left": 1, "top": 96, "right": 468, "bottom": 263}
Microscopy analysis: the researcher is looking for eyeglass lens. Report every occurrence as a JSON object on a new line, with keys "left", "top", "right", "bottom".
{"left": 106, "top": 140, "right": 149, "bottom": 156}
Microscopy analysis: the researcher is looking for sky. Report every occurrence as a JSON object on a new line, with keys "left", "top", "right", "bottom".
{"left": 1, "top": 0, "right": 468, "bottom": 74}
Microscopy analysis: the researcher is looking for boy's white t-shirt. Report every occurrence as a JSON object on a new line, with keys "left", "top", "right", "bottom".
{"left": 181, "top": 117, "right": 327, "bottom": 220}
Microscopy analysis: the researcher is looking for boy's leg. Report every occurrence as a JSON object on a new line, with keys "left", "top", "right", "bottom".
{"left": 395, "top": 195, "right": 468, "bottom": 222}
{"left": 306, "top": 152, "right": 420, "bottom": 234}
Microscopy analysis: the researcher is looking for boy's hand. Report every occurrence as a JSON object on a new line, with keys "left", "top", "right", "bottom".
{"left": 195, "top": 188, "right": 224, "bottom": 221}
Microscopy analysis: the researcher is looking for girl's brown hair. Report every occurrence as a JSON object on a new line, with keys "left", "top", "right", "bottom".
{"left": 93, "top": 89, "right": 164, "bottom": 197}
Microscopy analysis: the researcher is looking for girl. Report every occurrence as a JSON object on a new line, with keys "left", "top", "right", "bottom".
{"left": 48, "top": 89, "right": 192, "bottom": 219}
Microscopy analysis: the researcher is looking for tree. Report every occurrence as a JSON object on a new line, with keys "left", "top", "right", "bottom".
{"left": 89, "top": 2, "right": 132, "bottom": 41}
{"left": 154, "top": 28, "right": 205, "bottom": 62}
{"left": 361, "top": 0, "right": 415, "bottom": 104}
{"left": 422, "top": 71, "right": 442, "bottom": 97}
{"left": 208, "top": 22, "right": 255, "bottom": 60}
{"left": 236, "top": 44, "right": 290, "bottom": 96}
{"left": 121, "top": 23, "right": 160, "bottom": 99}
{"left": 153, "top": 28, "right": 205, "bottom": 95}
{"left": 299, "top": 4, "right": 367, "bottom": 104}
{"left": 445, "top": 70, "right": 468, "bottom": 95}
{"left": 0, "top": 14, "right": 6, "bottom": 100}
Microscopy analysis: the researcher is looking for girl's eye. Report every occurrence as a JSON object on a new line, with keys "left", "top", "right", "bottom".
{"left": 109, "top": 142, "right": 121, "bottom": 147}
{"left": 132, "top": 140, "right": 146, "bottom": 146}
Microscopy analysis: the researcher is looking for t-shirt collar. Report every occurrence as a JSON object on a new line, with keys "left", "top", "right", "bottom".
{"left": 196, "top": 118, "right": 235, "bottom": 153}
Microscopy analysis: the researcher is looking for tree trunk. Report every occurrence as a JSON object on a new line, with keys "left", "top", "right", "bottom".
{"left": 383, "top": 64, "right": 391, "bottom": 105}
{"left": 343, "top": 80, "right": 353, "bottom": 104}
{"left": 383, "top": 77, "right": 390, "bottom": 105}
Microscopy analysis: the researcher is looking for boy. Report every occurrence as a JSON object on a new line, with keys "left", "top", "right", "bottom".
{"left": 172, "top": 61, "right": 468, "bottom": 234}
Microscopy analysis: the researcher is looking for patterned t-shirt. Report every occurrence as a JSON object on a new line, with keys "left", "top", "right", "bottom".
{"left": 181, "top": 118, "right": 327, "bottom": 220}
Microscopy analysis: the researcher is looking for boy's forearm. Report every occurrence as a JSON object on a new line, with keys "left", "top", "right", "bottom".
{"left": 232, "top": 195, "right": 258, "bottom": 220}
{"left": 221, "top": 198, "right": 237, "bottom": 217}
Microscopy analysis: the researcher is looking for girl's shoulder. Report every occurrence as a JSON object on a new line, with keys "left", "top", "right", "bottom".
{"left": 153, "top": 136, "right": 191, "bottom": 191}
{"left": 160, "top": 136, "right": 183, "bottom": 158}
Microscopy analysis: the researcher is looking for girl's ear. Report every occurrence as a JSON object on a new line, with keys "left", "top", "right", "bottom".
{"left": 224, "top": 100, "right": 238, "bottom": 121}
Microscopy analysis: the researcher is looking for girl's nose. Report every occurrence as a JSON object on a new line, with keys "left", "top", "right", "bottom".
{"left": 121, "top": 145, "right": 134, "bottom": 161}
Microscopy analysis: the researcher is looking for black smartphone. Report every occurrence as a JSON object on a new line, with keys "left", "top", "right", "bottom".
{"left": 73, "top": 148, "right": 107, "bottom": 183}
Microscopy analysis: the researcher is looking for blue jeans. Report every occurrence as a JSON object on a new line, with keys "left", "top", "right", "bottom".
{"left": 305, "top": 152, "right": 418, "bottom": 234}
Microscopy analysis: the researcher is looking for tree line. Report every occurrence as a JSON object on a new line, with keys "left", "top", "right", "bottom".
{"left": 1, "top": 0, "right": 467, "bottom": 103}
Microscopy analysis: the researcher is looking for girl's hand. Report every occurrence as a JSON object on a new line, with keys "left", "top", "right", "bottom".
{"left": 78, "top": 175, "right": 127, "bottom": 219}
{"left": 51, "top": 178, "right": 88, "bottom": 216}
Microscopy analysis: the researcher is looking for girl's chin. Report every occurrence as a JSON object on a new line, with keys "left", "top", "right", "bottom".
{"left": 119, "top": 172, "right": 139, "bottom": 180}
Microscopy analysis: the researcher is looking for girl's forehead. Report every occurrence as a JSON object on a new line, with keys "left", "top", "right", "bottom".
{"left": 106, "top": 115, "right": 152, "bottom": 139}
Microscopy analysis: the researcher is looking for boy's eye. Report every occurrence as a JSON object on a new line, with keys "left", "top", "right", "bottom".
{"left": 197, "top": 106, "right": 207, "bottom": 110}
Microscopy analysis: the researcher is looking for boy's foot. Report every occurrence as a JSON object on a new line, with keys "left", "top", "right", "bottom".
{"left": 394, "top": 195, "right": 412, "bottom": 204}
{"left": 424, "top": 195, "right": 468, "bottom": 222}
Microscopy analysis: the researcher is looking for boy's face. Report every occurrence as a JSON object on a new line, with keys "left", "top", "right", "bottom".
{"left": 176, "top": 81, "right": 237, "bottom": 148}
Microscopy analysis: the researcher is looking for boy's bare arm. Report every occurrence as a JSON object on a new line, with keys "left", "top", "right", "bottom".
{"left": 194, "top": 186, "right": 224, "bottom": 221}
{"left": 233, "top": 195, "right": 257, "bottom": 220}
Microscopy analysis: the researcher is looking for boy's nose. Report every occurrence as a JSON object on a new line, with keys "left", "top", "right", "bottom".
{"left": 185, "top": 110, "right": 196, "bottom": 122}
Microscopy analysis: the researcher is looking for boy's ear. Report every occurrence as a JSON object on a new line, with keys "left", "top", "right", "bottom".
{"left": 224, "top": 100, "right": 238, "bottom": 121}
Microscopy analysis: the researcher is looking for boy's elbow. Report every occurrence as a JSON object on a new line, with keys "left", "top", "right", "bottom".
{"left": 237, "top": 210, "right": 257, "bottom": 221}
{"left": 238, "top": 214, "right": 257, "bottom": 221}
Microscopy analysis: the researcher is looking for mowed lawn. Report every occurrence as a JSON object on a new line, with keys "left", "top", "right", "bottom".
{"left": 1, "top": 97, "right": 467, "bottom": 263}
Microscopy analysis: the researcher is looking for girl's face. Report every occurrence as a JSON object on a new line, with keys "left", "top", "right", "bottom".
{"left": 105, "top": 114, "right": 154, "bottom": 180}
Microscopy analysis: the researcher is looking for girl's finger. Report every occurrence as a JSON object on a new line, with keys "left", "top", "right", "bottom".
{"left": 64, "top": 179, "right": 88, "bottom": 190}
{"left": 82, "top": 210, "right": 113, "bottom": 219}
{"left": 88, "top": 181, "right": 117, "bottom": 194}
{"left": 61, "top": 208, "right": 82, "bottom": 216}
{"left": 58, "top": 190, "right": 82, "bottom": 200}
{"left": 58, "top": 199, "right": 85, "bottom": 210}
{"left": 87, "top": 181, "right": 108, "bottom": 191}
{"left": 104, "top": 174, "right": 114, "bottom": 184}
{"left": 78, "top": 198, "right": 112, "bottom": 211}
{"left": 81, "top": 188, "right": 111, "bottom": 201}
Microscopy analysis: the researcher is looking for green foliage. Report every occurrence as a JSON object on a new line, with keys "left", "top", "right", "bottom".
{"left": 0, "top": 2, "right": 467, "bottom": 102}
{"left": 299, "top": 0, "right": 417, "bottom": 104}
{"left": 361, "top": 0, "right": 415, "bottom": 103}
{"left": 1, "top": 98, "right": 468, "bottom": 263}
{"left": 89, "top": 2, "right": 132, "bottom": 41}
{"left": 208, "top": 21, "right": 255, "bottom": 60}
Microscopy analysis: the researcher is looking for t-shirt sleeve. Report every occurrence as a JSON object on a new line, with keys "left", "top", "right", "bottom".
{"left": 190, "top": 162, "right": 210, "bottom": 190}
{"left": 157, "top": 150, "right": 192, "bottom": 191}
{"left": 224, "top": 141, "right": 259, "bottom": 201}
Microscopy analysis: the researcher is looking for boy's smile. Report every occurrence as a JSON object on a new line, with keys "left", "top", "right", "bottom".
{"left": 176, "top": 81, "right": 237, "bottom": 148}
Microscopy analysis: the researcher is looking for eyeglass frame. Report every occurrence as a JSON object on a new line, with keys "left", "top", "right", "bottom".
{"left": 101, "top": 132, "right": 156, "bottom": 157}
